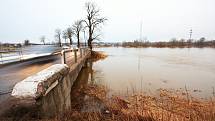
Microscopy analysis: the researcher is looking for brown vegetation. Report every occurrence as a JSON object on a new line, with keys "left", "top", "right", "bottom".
{"left": 34, "top": 84, "right": 215, "bottom": 121}
{"left": 2, "top": 84, "right": 215, "bottom": 121}
{"left": 90, "top": 51, "right": 107, "bottom": 62}
{"left": 0, "top": 43, "right": 22, "bottom": 53}
{"left": 122, "top": 39, "right": 215, "bottom": 48}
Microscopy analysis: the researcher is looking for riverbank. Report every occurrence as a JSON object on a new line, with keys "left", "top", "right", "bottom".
{"left": 90, "top": 51, "right": 108, "bottom": 62}
{"left": 33, "top": 84, "right": 215, "bottom": 121}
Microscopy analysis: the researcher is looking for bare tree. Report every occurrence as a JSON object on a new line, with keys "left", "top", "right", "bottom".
{"left": 40, "top": 36, "right": 46, "bottom": 45}
{"left": 55, "top": 29, "right": 62, "bottom": 47}
{"left": 72, "top": 20, "right": 83, "bottom": 48}
{"left": 62, "top": 30, "right": 68, "bottom": 45}
{"left": 199, "top": 37, "right": 206, "bottom": 43}
{"left": 198, "top": 37, "right": 206, "bottom": 46}
{"left": 84, "top": 2, "right": 107, "bottom": 50}
{"left": 24, "top": 40, "right": 30, "bottom": 46}
{"left": 179, "top": 38, "right": 185, "bottom": 46}
{"left": 65, "top": 27, "right": 74, "bottom": 46}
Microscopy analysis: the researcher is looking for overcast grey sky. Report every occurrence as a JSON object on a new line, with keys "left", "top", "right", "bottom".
{"left": 0, "top": 0, "right": 215, "bottom": 43}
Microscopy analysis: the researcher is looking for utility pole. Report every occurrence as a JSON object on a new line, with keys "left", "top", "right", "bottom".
{"left": 188, "top": 29, "right": 193, "bottom": 47}
{"left": 139, "top": 20, "right": 143, "bottom": 42}
{"left": 189, "top": 29, "right": 192, "bottom": 40}
{"left": 140, "top": 20, "right": 142, "bottom": 42}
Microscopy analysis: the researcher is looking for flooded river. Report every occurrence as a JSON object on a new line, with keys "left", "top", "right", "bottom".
{"left": 91, "top": 47, "right": 215, "bottom": 98}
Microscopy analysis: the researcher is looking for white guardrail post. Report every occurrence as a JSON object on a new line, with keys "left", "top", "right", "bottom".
{"left": 61, "top": 50, "right": 66, "bottom": 64}
{"left": 61, "top": 47, "right": 87, "bottom": 64}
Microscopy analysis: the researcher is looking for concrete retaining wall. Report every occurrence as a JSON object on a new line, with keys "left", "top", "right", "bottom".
{"left": 8, "top": 51, "right": 90, "bottom": 117}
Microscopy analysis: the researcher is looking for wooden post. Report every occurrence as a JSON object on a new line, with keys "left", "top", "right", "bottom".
{"left": 19, "top": 51, "right": 22, "bottom": 61}
{"left": 74, "top": 49, "right": 77, "bottom": 63}
{"left": 19, "top": 47, "right": 23, "bottom": 60}
{"left": 63, "top": 52, "right": 66, "bottom": 64}
{"left": 83, "top": 48, "right": 86, "bottom": 55}
{"left": 0, "top": 53, "right": 2, "bottom": 64}
{"left": 80, "top": 48, "right": 82, "bottom": 58}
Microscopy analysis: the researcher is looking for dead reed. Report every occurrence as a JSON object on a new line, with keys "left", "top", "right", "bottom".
{"left": 90, "top": 51, "right": 107, "bottom": 62}
{"left": 39, "top": 84, "right": 215, "bottom": 121}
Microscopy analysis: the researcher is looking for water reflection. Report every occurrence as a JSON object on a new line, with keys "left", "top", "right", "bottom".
{"left": 70, "top": 60, "right": 106, "bottom": 112}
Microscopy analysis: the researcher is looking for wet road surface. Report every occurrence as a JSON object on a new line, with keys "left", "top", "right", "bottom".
{"left": 0, "top": 55, "right": 61, "bottom": 103}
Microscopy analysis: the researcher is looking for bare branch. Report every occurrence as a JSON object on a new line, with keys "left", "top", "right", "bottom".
{"left": 84, "top": 2, "right": 107, "bottom": 50}
{"left": 54, "top": 29, "right": 62, "bottom": 47}
{"left": 72, "top": 20, "right": 84, "bottom": 48}
{"left": 40, "top": 36, "right": 46, "bottom": 45}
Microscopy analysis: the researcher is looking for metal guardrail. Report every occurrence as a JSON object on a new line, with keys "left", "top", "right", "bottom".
{"left": 0, "top": 50, "right": 23, "bottom": 64}
{"left": 60, "top": 47, "right": 89, "bottom": 65}
{"left": 0, "top": 89, "right": 12, "bottom": 95}
{"left": 0, "top": 47, "right": 89, "bottom": 65}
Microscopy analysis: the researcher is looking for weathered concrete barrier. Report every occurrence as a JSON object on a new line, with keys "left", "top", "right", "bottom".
{"left": 7, "top": 49, "right": 90, "bottom": 117}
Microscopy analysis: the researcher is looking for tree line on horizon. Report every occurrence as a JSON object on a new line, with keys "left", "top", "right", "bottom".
{"left": 121, "top": 37, "right": 215, "bottom": 48}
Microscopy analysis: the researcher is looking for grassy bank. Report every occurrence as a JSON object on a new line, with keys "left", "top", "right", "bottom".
{"left": 90, "top": 51, "right": 108, "bottom": 62}
{"left": 37, "top": 84, "right": 215, "bottom": 121}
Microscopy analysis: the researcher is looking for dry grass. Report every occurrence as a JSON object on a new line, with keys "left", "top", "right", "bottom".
{"left": 90, "top": 51, "right": 107, "bottom": 62}
{"left": 35, "top": 84, "right": 215, "bottom": 121}
{"left": 124, "top": 89, "right": 215, "bottom": 121}
{"left": 2, "top": 84, "right": 214, "bottom": 121}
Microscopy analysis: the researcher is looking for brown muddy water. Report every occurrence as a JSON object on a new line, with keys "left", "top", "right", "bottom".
{"left": 88, "top": 47, "right": 215, "bottom": 99}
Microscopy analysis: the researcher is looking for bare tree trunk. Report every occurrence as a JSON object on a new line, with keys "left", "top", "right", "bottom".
{"left": 88, "top": 37, "right": 93, "bottom": 51}
{"left": 77, "top": 33, "right": 80, "bottom": 48}
{"left": 64, "top": 39, "right": 67, "bottom": 45}
{"left": 69, "top": 38, "right": 72, "bottom": 46}
{"left": 59, "top": 36, "right": 62, "bottom": 47}
{"left": 88, "top": 21, "right": 93, "bottom": 51}
{"left": 88, "top": 39, "right": 92, "bottom": 51}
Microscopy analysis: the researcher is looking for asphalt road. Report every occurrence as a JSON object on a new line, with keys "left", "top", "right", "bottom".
{"left": 0, "top": 54, "right": 61, "bottom": 103}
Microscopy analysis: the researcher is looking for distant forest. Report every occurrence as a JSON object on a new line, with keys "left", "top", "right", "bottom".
{"left": 122, "top": 37, "right": 215, "bottom": 48}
